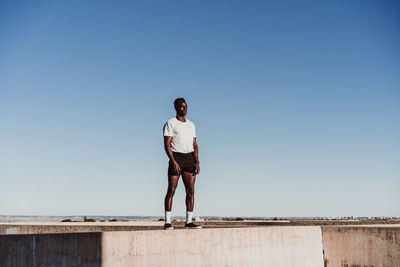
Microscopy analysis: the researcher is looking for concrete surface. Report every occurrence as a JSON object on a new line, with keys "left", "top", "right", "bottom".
{"left": 101, "top": 226, "right": 324, "bottom": 267}
{"left": 0, "top": 232, "right": 101, "bottom": 267}
{"left": 3, "top": 220, "right": 399, "bottom": 235}
{"left": 1, "top": 226, "right": 324, "bottom": 267}
{"left": 322, "top": 226, "right": 400, "bottom": 267}
{"left": 0, "top": 221, "right": 295, "bottom": 235}
{"left": 1, "top": 223, "right": 399, "bottom": 267}
{"left": 0, "top": 223, "right": 161, "bottom": 235}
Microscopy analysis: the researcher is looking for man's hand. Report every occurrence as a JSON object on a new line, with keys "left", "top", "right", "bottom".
{"left": 172, "top": 160, "right": 181, "bottom": 174}
{"left": 194, "top": 162, "right": 200, "bottom": 175}
{"left": 193, "top": 137, "right": 200, "bottom": 175}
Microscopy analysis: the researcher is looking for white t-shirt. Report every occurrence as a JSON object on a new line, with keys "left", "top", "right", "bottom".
{"left": 163, "top": 117, "right": 196, "bottom": 153}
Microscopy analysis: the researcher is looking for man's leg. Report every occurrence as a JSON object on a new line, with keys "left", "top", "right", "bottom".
{"left": 164, "top": 175, "right": 179, "bottom": 229}
{"left": 182, "top": 171, "right": 196, "bottom": 212}
{"left": 164, "top": 175, "right": 180, "bottom": 212}
{"left": 182, "top": 171, "right": 201, "bottom": 228}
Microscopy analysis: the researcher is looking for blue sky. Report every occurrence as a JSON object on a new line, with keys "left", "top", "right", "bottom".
{"left": 1, "top": 1, "right": 399, "bottom": 217}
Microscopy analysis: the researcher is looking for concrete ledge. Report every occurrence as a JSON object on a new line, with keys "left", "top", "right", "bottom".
{"left": 1, "top": 226, "right": 324, "bottom": 267}
{"left": 2, "top": 225, "right": 399, "bottom": 267}
{"left": 322, "top": 226, "right": 400, "bottom": 267}
{"left": 0, "top": 224, "right": 161, "bottom": 235}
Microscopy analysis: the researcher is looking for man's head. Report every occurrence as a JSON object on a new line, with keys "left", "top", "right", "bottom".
{"left": 174, "top": 98, "right": 187, "bottom": 117}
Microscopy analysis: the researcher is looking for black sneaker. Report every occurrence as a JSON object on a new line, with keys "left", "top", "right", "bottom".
{"left": 163, "top": 223, "right": 174, "bottom": 230}
{"left": 184, "top": 222, "right": 202, "bottom": 229}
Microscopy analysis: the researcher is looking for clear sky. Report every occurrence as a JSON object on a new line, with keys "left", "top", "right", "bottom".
{"left": 1, "top": 1, "right": 399, "bottom": 217}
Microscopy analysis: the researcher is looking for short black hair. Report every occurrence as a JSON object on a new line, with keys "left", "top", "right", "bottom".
{"left": 174, "top": 98, "right": 186, "bottom": 108}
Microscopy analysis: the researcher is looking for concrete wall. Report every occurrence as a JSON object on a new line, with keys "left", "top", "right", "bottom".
{"left": 0, "top": 224, "right": 159, "bottom": 235}
{"left": 322, "top": 226, "right": 400, "bottom": 267}
{"left": 1, "top": 226, "right": 324, "bottom": 267}
{"left": 101, "top": 226, "right": 324, "bottom": 267}
{"left": 0, "top": 221, "right": 291, "bottom": 235}
{"left": 2, "top": 225, "right": 399, "bottom": 267}
{"left": 0, "top": 232, "right": 101, "bottom": 267}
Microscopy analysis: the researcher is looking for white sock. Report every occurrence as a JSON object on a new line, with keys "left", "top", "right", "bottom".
{"left": 186, "top": 211, "right": 193, "bottom": 224}
{"left": 165, "top": 211, "right": 171, "bottom": 224}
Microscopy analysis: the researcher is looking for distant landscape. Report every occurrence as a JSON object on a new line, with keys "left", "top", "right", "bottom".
{"left": 1, "top": 215, "right": 398, "bottom": 223}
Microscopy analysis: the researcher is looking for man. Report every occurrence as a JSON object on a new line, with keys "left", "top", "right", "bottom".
{"left": 163, "top": 98, "right": 201, "bottom": 230}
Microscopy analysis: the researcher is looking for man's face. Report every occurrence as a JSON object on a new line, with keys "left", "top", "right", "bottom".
{"left": 175, "top": 101, "right": 187, "bottom": 117}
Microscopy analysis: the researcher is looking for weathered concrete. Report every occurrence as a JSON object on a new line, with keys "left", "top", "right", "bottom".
{"left": 1, "top": 226, "right": 324, "bottom": 267}
{"left": 0, "top": 232, "right": 101, "bottom": 267}
{"left": 101, "top": 226, "right": 324, "bottom": 267}
{"left": 322, "top": 226, "right": 400, "bottom": 267}
{"left": 2, "top": 223, "right": 399, "bottom": 267}
{"left": 0, "top": 223, "right": 161, "bottom": 235}
{"left": 0, "top": 221, "right": 290, "bottom": 235}
{"left": 4, "top": 220, "right": 400, "bottom": 236}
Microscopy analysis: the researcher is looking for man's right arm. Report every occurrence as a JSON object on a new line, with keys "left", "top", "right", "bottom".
{"left": 164, "top": 136, "right": 180, "bottom": 174}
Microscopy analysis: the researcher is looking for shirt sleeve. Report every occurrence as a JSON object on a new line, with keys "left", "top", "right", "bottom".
{"left": 193, "top": 123, "right": 196, "bottom": 137}
{"left": 163, "top": 121, "right": 174, "bottom": 136}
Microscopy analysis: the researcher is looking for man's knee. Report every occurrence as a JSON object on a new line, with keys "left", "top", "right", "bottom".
{"left": 185, "top": 189, "right": 194, "bottom": 197}
{"left": 167, "top": 186, "right": 176, "bottom": 196}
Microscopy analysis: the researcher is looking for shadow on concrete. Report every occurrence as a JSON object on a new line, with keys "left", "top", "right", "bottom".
{"left": 0, "top": 232, "right": 102, "bottom": 267}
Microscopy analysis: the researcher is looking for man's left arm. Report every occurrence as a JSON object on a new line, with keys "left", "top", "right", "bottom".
{"left": 193, "top": 137, "right": 200, "bottom": 175}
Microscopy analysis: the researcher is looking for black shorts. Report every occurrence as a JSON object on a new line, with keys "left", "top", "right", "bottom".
{"left": 168, "top": 152, "right": 196, "bottom": 176}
